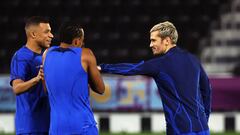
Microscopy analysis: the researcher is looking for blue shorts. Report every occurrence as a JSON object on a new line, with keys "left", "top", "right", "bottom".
{"left": 49, "top": 125, "right": 99, "bottom": 135}
{"left": 181, "top": 130, "right": 210, "bottom": 135}
{"left": 82, "top": 125, "right": 98, "bottom": 135}
{"left": 17, "top": 133, "right": 48, "bottom": 135}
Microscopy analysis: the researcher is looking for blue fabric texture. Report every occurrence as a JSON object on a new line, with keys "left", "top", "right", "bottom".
{"left": 100, "top": 47, "right": 211, "bottom": 134}
{"left": 10, "top": 46, "right": 50, "bottom": 134}
{"left": 44, "top": 46, "right": 97, "bottom": 134}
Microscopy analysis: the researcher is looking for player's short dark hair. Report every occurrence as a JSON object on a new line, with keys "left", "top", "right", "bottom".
{"left": 59, "top": 21, "right": 84, "bottom": 44}
{"left": 25, "top": 16, "right": 50, "bottom": 30}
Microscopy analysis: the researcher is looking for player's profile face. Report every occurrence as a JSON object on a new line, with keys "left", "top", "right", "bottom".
{"left": 150, "top": 31, "right": 166, "bottom": 55}
{"left": 35, "top": 23, "right": 54, "bottom": 48}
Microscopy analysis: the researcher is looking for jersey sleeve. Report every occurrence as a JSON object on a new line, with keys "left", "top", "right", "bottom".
{"left": 10, "top": 53, "right": 29, "bottom": 86}
{"left": 100, "top": 60, "right": 157, "bottom": 77}
{"left": 199, "top": 64, "right": 212, "bottom": 122}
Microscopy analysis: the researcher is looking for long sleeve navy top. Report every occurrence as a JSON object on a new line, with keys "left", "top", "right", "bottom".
{"left": 100, "top": 46, "right": 212, "bottom": 134}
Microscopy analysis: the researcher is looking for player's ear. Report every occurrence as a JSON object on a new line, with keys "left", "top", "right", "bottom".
{"left": 27, "top": 30, "right": 35, "bottom": 39}
{"left": 72, "top": 38, "right": 78, "bottom": 46}
{"left": 165, "top": 37, "right": 171, "bottom": 46}
{"left": 31, "top": 27, "right": 38, "bottom": 39}
{"left": 32, "top": 32, "right": 36, "bottom": 38}
{"left": 73, "top": 37, "right": 85, "bottom": 48}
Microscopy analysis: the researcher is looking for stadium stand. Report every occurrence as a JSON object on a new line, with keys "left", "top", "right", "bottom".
{"left": 0, "top": 0, "right": 231, "bottom": 75}
{"left": 201, "top": 0, "right": 240, "bottom": 76}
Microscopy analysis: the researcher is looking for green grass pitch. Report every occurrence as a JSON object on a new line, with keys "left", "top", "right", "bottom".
{"left": 1, "top": 132, "right": 239, "bottom": 135}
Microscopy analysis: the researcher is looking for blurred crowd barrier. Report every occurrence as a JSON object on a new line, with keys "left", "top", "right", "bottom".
{"left": 1, "top": 74, "right": 240, "bottom": 112}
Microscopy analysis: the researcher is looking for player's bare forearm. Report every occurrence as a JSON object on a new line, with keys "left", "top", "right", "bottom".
{"left": 84, "top": 48, "right": 105, "bottom": 94}
{"left": 12, "top": 67, "right": 44, "bottom": 95}
{"left": 89, "top": 77, "right": 105, "bottom": 94}
{"left": 12, "top": 77, "right": 40, "bottom": 95}
{"left": 88, "top": 66, "right": 105, "bottom": 94}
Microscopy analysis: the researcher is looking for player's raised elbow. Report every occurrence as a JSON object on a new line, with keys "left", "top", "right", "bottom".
{"left": 12, "top": 86, "right": 23, "bottom": 95}
{"left": 95, "top": 84, "right": 105, "bottom": 95}
{"left": 89, "top": 76, "right": 105, "bottom": 94}
{"left": 11, "top": 79, "right": 26, "bottom": 95}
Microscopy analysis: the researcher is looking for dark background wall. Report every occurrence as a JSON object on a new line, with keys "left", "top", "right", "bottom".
{"left": 0, "top": 0, "right": 231, "bottom": 73}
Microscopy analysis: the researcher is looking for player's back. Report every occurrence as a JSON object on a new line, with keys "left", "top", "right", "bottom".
{"left": 44, "top": 46, "right": 96, "bottom": 134}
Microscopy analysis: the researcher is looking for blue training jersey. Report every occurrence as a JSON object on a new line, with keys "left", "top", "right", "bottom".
{"left": 10, "top": 46, "right": 50, "bottom": 134}
{"left": 100, "top": 46, "right": 212, "bottom": 135}
{"left": 44, "top": 46, "right": 97, "bottom": 134}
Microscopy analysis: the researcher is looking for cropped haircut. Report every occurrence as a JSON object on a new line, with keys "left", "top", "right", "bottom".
{"left": 59, "top": 21, "right": 84, "bottom": 44}
{"left": 25, "top": 16, "right": 50, "bottom": 30}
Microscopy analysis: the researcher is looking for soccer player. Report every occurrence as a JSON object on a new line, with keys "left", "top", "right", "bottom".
{"left": 43, "top": 21, "right": 105, "bottom": 135}
{"left": 99, "top": 21, "right": 212, "bottom": 135}
{"left": 10, "top": 16, "right": 54, "bottom": 135}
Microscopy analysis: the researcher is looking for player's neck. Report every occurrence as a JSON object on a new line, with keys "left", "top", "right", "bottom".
{"left": 165, "top": 44, "right": 176, "bottom": 53}
{"left": 60, "top": 43, "right": 75, "bottom": 48}
{"left": 26, "top": 40, "right": 42, "bottom": 54}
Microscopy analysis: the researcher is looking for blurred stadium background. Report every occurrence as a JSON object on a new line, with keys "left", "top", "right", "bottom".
{"left": 1, "top": 0, "right": 240, "bottom": 134}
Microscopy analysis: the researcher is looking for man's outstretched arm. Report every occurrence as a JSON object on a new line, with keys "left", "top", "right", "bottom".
{"left": 99, "top": 60, "right": 156, "bottom": 76}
